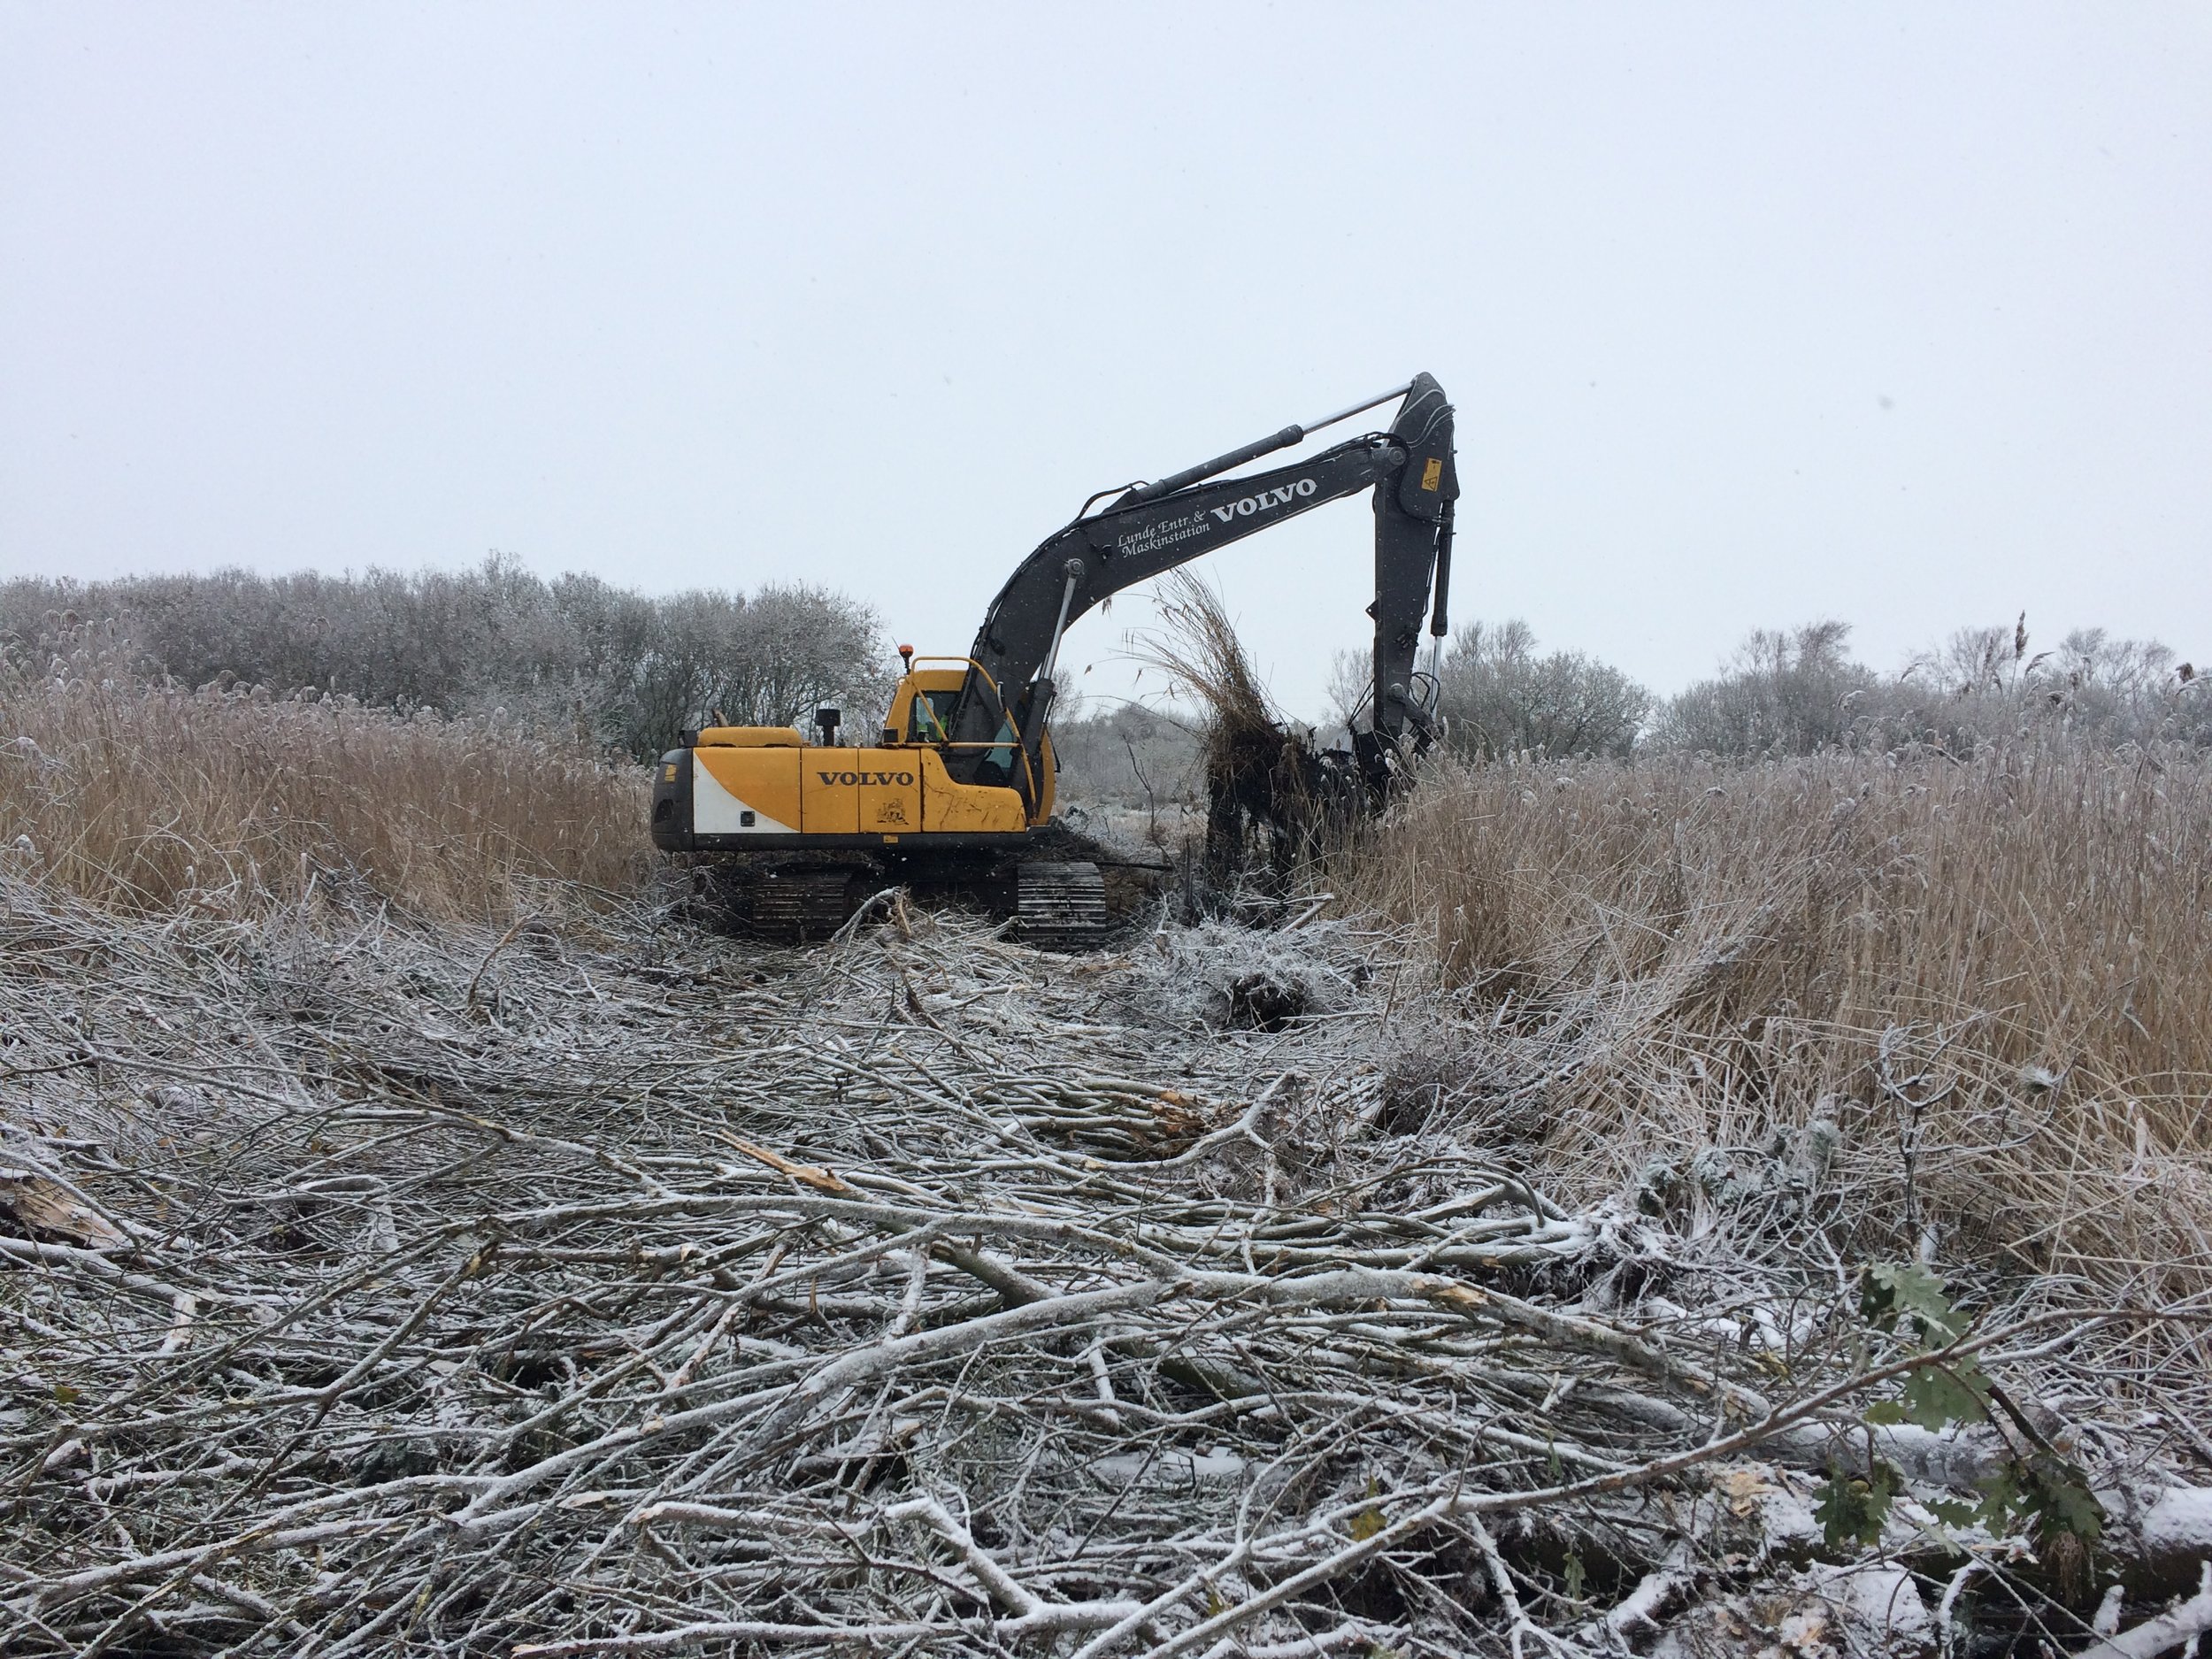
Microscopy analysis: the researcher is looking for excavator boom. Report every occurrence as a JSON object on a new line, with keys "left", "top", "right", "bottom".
{"left": 946, "top": 373, "right": 1458, "bottom": 795}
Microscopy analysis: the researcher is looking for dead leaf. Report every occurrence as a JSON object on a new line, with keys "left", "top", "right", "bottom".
{"left": 0, "top": 1167, "right": 126, "bottom": 1248}
{"left": 1716, "top": 1464, "right": 1778, "bottom": 1518}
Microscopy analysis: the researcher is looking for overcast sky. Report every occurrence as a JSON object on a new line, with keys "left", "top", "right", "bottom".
{"left": 4, "top": 4, "right": 2207, "bottom": 718}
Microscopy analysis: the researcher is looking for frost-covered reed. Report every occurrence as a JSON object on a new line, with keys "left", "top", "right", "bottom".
{"left": 1332, "top": 741, "right": 2212, "bottom": 1295}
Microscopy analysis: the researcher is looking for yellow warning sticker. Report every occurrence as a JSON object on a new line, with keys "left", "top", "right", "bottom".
{"left": 1421, "top": 457, "right": 1444, "bottom": 492}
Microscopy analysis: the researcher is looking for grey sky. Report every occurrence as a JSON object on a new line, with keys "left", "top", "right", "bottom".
{"left": 4, "top": 4, "right": 2207, "bottom": 719}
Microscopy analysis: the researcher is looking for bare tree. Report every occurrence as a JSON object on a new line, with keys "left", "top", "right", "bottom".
{"left": 1655, "top": 619, "right": 1878, "bottom": 757}
{"left": 1432, "top": 618, "right": 1647, "bottom": 760}
{"left": 1655, "top": 614, "right": 2208, "bottom": 757}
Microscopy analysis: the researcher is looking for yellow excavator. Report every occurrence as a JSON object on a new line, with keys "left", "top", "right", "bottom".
{"left": 650, "top": 373, "right": 1459, "bottom": 946}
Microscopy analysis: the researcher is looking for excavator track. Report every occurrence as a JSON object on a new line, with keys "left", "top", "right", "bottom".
{"left": 1014, "top": 860, "right": 1108, "bottom": 952}
{"left": 749, "top": 868, "right": 858, "bottom": 943}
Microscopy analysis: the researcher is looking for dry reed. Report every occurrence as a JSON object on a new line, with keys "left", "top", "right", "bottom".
{"left": 1135, "top": 570, "right": 1279, "bottom": 741}
{"left": 1, "top": 653, "right": 649, "bottom": 922}
{"left": 1332, "top": 743, "right": 2212, "bottom": 1297}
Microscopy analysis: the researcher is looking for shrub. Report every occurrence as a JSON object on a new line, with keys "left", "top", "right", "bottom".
{"left": 1651, "top": 620, "right": 1878, "bottom": 756}
{"left": 1048, "top": 698, "right": 1203, "bottom": 810}
{"left": 1655, "top": 616, "right": 2208, "bottom": 757}
{"left": 1331, "top": 620, "right": 1647, "bottom": 760}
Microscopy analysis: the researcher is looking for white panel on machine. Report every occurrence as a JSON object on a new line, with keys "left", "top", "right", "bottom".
{"left": 693, "top": 761, "right": 795, "bottom": 834}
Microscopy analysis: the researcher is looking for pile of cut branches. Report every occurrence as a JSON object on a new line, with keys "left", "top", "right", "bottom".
{"left": 3, "top": 872, "right": 2208, "bottom": 1656}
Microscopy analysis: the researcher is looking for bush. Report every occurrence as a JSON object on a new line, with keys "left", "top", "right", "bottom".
{"left": 1652, "top": 620, "right": 1879, "bottom": 756}
{"left": 1331, "top": 620, "right": 1647, "bottom": 761}
{"left": 1048, "top": 698, "right": 1202, "bottom": 809}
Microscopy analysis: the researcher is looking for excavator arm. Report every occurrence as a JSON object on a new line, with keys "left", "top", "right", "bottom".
{"left": 943, "top": 373, "right": 1459, "bottom": 798}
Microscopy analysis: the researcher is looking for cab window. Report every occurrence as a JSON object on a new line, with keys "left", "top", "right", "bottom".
{"left": 907, "top": 692, "right": 955, "bottom": 742}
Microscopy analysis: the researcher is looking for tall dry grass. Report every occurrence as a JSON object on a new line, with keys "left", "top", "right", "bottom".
{"left": 2, "top": 649, "right": 649, "bottom": 921}
{"left": 1334, "top": 742, "right": 2212, "bottom": 1294}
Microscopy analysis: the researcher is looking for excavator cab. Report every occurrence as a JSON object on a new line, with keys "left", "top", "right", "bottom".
{"left": 880, "top": 661, "right": 1055, "bottom": 826}
{"left": 889, "top": 671, "right": 961, "bottom": 747}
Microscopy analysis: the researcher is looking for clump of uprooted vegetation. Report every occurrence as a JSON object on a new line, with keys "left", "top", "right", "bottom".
{"left": 1332, "top": 742, "right": 2212, "bottom": 1302}
{"left": 1, "top": 618, "right": 649, "bottom": 920}
{"left": 1138, "top": 571, "right": 1367, "bottom": 882}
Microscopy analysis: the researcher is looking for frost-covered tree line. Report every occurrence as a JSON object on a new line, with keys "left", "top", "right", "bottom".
{"left": 1059, "top": 608, "right": 2205, "bottom": 808}
{"left": 1325, "top": 611, "right": 2206, "bottom": 764}
{"left": 1655, "top": 615, "right": 2208, "bottom": 757}
{"left": 0, "top": 556, "right": 892, "bottom": 759}
{"left": 8, "top": 555, "right": 2199, "bottom": 774}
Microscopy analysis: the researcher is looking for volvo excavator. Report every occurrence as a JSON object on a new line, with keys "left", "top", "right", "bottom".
{"left": 649, "top": 373, "right": 1459, "bottom": 948}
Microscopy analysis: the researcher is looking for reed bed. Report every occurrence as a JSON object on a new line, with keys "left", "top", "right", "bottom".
{"left": 1, "top": 650, "right": 649, "bottom": 922}
{"left": 1331, "top": 743, "right": 2212, "bottom": 1298}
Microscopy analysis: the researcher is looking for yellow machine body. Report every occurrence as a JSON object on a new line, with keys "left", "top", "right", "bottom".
{"left": 659, "top": 666, "right": 1053, "bottom": 850}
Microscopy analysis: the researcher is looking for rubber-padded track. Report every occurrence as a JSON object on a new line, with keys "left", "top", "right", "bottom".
{"left": 750, "top": 869, "right": 857, "bottom": 943}
{"left": 1015, "top": 861, "right": 1108, "bottom": 952}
